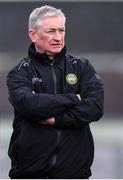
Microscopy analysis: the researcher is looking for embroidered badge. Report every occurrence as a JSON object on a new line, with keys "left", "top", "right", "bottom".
{"left": 66, "top": 73, "right": 77, "bottom": 85}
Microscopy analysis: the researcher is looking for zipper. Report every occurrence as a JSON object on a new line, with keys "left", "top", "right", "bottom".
{"left": 51, "top": 130, "right": 61, "bottom": 167}
{"left": 50, "top": 62, "right": 57, "bottom": 94}
{"left": 50, "top": 62, "right": 61, "bottom": 168}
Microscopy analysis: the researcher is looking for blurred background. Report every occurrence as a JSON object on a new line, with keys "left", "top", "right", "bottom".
{"left": 0, "top": 0, "right": 123, "bottom": 179}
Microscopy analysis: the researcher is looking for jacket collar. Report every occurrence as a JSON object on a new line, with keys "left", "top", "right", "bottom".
{"left": 28, "top": 43, "right": 66, "bottom": 65}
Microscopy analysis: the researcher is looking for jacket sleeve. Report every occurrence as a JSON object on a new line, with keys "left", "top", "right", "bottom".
{"left": 54, "top": 60, "right": 104, "bottom": 128}
{"left": 7, "top": 65, "right": 80, "bottom": 121}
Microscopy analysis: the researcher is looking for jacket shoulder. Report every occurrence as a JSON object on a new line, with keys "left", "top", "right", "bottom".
{"left": 65, "top": 54, "right": 102, "bottom": 79}
{"left": 66, "top": 54, "right": 88, "bottom": 65}
{"left": 16, "top": 57, "right": 32, "bottom": 71}
{"left": 8, "top": 57, "right": 32, "bottom": 73}
{"left": 7, "top": 57, "right": 33, "bottom": 82}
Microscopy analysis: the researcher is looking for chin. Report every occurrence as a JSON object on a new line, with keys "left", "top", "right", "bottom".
{"left": 53, "top": 47, "right": 63, "bottom": 53}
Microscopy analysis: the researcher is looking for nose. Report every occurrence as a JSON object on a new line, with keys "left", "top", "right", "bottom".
{"left": 54, "top": 32, "right": 62, "bottom": 41}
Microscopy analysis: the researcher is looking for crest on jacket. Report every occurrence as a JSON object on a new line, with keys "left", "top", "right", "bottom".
{"left": 66, "top": 73, "right": 77, "bottom": 85}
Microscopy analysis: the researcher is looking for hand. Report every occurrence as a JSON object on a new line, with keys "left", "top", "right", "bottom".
{"left": 39, "top": 117, "right": 55, "bottom": 125}
{"left": 76, "top": 94, "right": 81, "bottom": 101}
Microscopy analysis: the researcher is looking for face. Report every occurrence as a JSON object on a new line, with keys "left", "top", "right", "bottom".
{"left": 29, "top": 16, "right": 65, "bottom": 59}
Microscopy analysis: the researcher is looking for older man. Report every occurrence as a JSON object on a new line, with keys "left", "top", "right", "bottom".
{"left": 7, "top": 5, "right": 104, "bottom": 179}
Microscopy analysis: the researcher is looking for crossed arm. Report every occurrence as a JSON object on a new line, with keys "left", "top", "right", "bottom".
{"left": 39, "top": 94, "right": 81, "bottom": 125}
{"left": 7, "top": 61, "right": 104, "bottom": 128}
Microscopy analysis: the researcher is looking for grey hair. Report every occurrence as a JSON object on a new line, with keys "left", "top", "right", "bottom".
{"left": 28, "top": 5, "right": 66, "bottom": 30}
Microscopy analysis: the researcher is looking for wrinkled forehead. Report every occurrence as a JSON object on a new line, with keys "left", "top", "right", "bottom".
{"left": 40, "top": 16, "right": 65, "bottom": 29}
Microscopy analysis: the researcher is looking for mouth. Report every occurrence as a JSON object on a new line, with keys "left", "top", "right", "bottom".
{"left": 52, "top": 44, "right": 61, "bottom": 45}
{"left": 51, "top": 44, "right": 62, "bottom": 48}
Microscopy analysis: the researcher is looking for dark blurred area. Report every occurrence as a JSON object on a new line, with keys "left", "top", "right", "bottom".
{"left": 0, "top": 1, "right": 123, "bottom": 179}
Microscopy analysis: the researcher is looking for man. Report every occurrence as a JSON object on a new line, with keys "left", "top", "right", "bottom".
{"left": 7, "top": 5, "right": 104, "bottom": 179}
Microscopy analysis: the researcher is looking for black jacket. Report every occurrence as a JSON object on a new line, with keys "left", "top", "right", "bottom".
{"left": 7, "top": 43, "right": 104, "bottom": 179}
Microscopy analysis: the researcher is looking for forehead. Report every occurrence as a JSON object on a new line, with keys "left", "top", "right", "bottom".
{"left": 41, "top": 16, "right": 65, "bottom": 29}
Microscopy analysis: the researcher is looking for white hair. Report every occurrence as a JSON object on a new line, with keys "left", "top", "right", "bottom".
{"left": 28, "top": 5, "right": 66, "bottom": 30}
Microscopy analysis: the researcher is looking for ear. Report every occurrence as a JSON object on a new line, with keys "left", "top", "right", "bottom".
{"left": 28, "top": 29, "right": 37, "bottom": 43}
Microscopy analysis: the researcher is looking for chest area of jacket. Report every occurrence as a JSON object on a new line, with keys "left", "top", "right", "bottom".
{"left": 30, "top": 63, "right": 81, "bottom": 94}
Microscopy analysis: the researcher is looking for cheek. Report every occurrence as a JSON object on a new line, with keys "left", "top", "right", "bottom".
{"left": 39, "top": 36, "right": 51, "bottom": 44}
{"left": 38, "top": 35, "right": 46, "bottom": 41}
{"left": 61, "top": 35, "right": 65, "bottom": 41}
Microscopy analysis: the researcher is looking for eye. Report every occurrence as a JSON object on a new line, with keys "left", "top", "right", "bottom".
{"left": 60, "top": 29, "right": 65, "bottom": 32}
{"left": 59, "top": 29, "right": 65, "bottom": 34}
{"left": 47, "top": 30, "right": 55, "bottom": 33}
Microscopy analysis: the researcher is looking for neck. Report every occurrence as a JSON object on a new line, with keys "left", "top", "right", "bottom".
{"left": 35, "top": 46, "right": 55, "bottom": 60}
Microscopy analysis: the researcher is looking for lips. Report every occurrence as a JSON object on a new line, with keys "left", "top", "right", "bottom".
{"left": 52, "top": 44, "right": 61, "bottom": 46}
{"left": 51, "top": 44, "right": 62, "bottom": 48}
